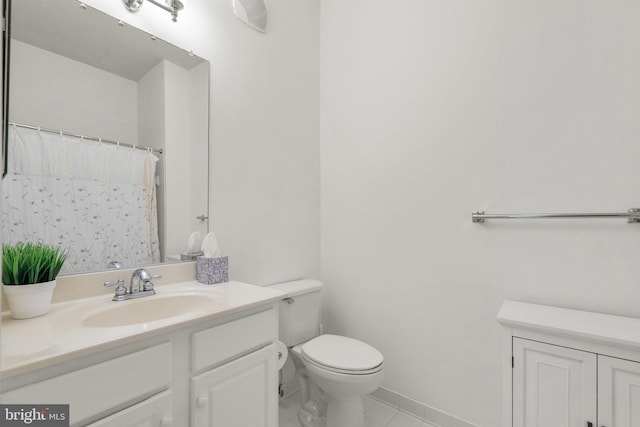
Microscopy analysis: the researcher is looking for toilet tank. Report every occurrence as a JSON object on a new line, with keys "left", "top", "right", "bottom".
{"left": 268, "top": 279, "right": 323, "bottom": 347}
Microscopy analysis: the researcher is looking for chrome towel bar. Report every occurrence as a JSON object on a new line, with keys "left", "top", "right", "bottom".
{"left": 472, "top": 208, "right": 640, "bottom": 223}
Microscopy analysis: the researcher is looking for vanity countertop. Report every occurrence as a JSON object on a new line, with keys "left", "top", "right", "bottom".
{"left": 0, "top": 280, "right": 284, "bottom": 378}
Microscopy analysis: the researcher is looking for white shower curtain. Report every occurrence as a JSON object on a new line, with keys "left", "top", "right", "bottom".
{"left": 2, "top": 125, "right": 161, "bottom": 274}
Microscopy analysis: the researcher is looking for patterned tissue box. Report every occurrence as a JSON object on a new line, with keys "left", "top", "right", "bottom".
{"left": 196, "top": 256, "right": 229, "bottom": 284}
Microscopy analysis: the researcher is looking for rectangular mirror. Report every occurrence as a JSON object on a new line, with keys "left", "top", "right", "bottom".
{"left": 2, "top": 0, "right": 210, "bottom": 275}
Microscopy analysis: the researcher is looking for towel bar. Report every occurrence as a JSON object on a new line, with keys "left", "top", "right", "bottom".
{"left": 472, "top": 208, "right": 640, "bottom": 223}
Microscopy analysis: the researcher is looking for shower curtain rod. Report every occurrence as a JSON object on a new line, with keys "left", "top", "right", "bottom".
{"left": 9, "top": 122, "right": 164, "bottom": 155}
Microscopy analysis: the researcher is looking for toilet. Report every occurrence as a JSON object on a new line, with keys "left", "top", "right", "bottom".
{"left": 269, "top": 279, "right": 384, "bottom": 427}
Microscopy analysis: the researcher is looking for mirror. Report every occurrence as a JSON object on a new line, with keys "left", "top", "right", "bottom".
{"left": 232, "top": 0, "right": 268, "bottom": 33}
{"left": 3, "top": 0, "right": 210, "bottom": 275}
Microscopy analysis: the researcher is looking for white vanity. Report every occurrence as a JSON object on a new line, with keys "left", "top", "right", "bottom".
{"left": 0, "top": 271, "right": 284, "bottom": 427}
{"left": 498, "top": 300, "right": 640, "bottom": 427}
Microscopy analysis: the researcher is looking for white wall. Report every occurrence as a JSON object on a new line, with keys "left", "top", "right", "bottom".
{"left": 83, "top": 0, "right": 321, "bottom": 284}
{"left": 162, "top": 60, "right": 192, "bottom": 259}
{"left": 188, "top": 62, "right": 211, "bottom": 243}
{"left": 321, "top": 1, "right": 640, "bottom": 426}
{"left": 138, "top": 62, "right": 166, "bottom": 153}
{"left": 163, "top": 60, "right": 201, "bottom": 257}
{"left": 138, "top": 61, "right": 167, "bottom": 258}
{"left": 9, "top": 40, "right": 138, "bottom": 143}
{"left": 137, "top": 60, "right": 209, "bottom": 259}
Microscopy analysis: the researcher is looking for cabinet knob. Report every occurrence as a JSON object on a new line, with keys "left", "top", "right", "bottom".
{"left": 196, "top": 396, "right": 208, "bottom": 408}
{"left": 160, "top": 416, "right": 174, "bottom": 427}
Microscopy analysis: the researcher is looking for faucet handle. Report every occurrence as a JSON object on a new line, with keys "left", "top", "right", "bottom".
{"left": 104, "top": 279, "right": 126, "bottom": 296}
{"left": 142, "top": 273, "right": 163, "bottom": 291}
{"left": 104, "top": 279, "right": 124, "bottom": 287}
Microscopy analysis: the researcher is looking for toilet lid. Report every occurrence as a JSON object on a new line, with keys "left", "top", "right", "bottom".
{"left": 301, "top": 334, "right": 384, "bottom": 372}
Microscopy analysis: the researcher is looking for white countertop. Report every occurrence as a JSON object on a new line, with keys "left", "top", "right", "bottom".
{"left": 497, "top": 300, "right": 640, "bottom": 351}
{"left": 1, "top": 280, "right": 284, "bottom": 378}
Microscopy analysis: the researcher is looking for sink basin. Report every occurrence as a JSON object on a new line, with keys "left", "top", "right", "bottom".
{"left": 82, "top": 294, "right": 215, "bottom": 328}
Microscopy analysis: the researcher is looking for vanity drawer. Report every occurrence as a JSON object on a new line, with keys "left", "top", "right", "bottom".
{"left": 86, "top": 390, "right": 173, "bottom": 427}
{"left": 0, "top": 343, "right": 172, "bottom": 425}
{"left": 192, "top": 308, "right": 277, "bottom": 372}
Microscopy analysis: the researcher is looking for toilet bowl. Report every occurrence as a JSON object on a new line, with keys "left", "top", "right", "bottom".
{"left": 294, "top": 335, "right": 384, "bottom": 427}
{"left": 269, "top": 280, "right": 384, "bottom": 427}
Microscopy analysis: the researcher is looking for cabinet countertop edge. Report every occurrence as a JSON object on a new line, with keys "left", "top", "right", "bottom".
{"left": 497, "top": 300, "right": 640, "bottom": 351}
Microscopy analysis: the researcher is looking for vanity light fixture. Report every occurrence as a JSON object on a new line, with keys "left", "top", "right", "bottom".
{"left": 123, "top": 0, "right": 184, "bottom": 22}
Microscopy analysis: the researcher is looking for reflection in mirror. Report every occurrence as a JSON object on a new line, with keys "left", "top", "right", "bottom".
{"left": 3, "top": 0, "right": 210, "bottom": 276}
{"left": 232, "top": 0, "right": 268, "bottom": 33}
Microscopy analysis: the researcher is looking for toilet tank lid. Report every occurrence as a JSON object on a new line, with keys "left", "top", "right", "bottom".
{"left": 267, "top": 279, "right": 322, "bottom": 297}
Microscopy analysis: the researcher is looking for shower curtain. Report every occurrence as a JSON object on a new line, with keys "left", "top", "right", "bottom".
{"left": 2, "top": 125, "right": 161, "bottom": 274}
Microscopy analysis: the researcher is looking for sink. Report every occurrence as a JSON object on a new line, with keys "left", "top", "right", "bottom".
{"left": 82, "top": 294, "right": 215, "bottom": 328}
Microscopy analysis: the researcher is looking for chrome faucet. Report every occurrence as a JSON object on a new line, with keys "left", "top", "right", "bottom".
{"left": 104, "top": 268, "right": 163, "bottom": 301}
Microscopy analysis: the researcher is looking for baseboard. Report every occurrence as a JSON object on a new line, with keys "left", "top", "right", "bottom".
{"left": 370, "top": 386, "right": 479, "bottom": 427}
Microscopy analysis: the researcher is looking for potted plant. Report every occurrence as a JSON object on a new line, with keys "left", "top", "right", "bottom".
{"left": 2, "top": 242, "right": 67, "bottom": 319}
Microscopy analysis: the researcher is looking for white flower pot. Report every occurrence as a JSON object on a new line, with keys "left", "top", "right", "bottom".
{"left": 3, "top": 280, "right": 57, "bottom": 319}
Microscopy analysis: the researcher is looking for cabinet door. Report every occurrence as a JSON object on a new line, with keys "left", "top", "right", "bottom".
{"left": 513, "top": 338, "right": 597, "bottom": 427}
{"left": 87, "top": 390, "right": 173, "bottom": 427}
{"left": 598, "top": 355, "right": 640, "bottom": 427}
{"left": 192, "top": 344, "right": 277, "bottom": 427}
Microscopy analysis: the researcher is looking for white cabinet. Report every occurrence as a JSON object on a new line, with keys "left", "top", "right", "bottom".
{"left": 0, "top": 343, "right": 172, "bottom": 426}
{"left": 513, "top": 338, "right": 596, "bottom": 427}
{"left": 498, "top": 300, "right": 640, "bottom": 427}
{"left": 190, "top": 309, "right": 278, "bottom": 427}
{"left": 87, "top": 391, "right": 173, "bottom": 427}
{"left": 513, "top": 338, "right": 640, "bottom": 427}
{"left": 0, "top": 306, "right": 278, "bottom": 427}
{"left": 598, "top": 355, "right": 640, "bottom": 427}
{"left": 192, "top": 344, "right": 278, "bottom": 427}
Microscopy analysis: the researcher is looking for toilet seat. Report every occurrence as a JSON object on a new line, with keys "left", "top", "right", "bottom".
{"left": 301, "top": 334, "right": 384, "bottom": 375}
{"left": 303, "top": 355, "right": 384, "bottom": 375}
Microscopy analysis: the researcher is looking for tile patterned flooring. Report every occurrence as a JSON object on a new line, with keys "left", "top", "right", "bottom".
{"left": 279, "top": 392, "right": 437, "bottom": 427}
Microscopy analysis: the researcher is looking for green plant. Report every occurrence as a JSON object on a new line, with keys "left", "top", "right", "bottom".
{"left": 2, "top": 242, "right": 68, "bottom": 285}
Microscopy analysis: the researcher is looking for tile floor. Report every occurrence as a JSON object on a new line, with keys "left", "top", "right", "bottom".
{"left": 279, "top": 391, "right": 437, "bottom": 427}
